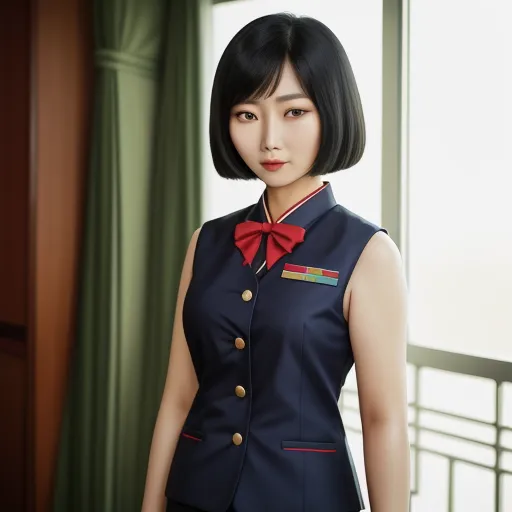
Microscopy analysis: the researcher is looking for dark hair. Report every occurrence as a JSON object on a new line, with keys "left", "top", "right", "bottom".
{"left": 209, "top": 12, "right": 366, "bottom": 180}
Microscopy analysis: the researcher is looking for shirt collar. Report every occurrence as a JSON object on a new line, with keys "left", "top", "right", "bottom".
{"left": 245, "top": 181, "right": 337, "bottom": 230}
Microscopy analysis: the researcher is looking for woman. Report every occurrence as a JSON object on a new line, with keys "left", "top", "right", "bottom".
{"left": 142, "top": 12, "right": 410, "bottom": 512}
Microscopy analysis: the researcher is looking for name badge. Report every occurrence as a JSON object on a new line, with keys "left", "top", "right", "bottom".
{"left": 281, "top": 263, "right": 339, "bottom": 287}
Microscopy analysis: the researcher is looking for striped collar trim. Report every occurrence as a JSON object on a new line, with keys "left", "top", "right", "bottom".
{"left": 262, "top": 181, "right": 330, "bottom": 224}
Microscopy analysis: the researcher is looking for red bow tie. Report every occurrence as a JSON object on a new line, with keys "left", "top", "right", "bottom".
{"left": 234, "top": 221, "right": 306, "bottom": 270}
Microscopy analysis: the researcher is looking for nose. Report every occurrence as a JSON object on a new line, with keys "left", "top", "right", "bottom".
{"left": 260, "top": 114, "right": 282, "bottom": 152}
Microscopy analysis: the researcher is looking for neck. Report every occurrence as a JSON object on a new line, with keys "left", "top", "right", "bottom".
{"left": 265, "top": 175, "right": 324, "bottom": 222}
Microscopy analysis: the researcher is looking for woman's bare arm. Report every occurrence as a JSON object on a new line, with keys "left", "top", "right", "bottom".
{"left": 348, "top": 231, "right": 410, "bottom": 512}
{"left": 141, "top": 227, "right": 202, "bottom": 512}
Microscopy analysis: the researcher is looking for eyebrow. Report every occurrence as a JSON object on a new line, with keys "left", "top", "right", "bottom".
{"left": 243, "top": 93, "right": 309, "bottom": 105}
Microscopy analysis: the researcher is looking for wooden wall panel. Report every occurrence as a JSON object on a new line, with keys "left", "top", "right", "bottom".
{"left": 0, "top": 0, "right": 92, "bottom": 510}
{"left": 31, "top": 0, "right": 93, "bottom": 510}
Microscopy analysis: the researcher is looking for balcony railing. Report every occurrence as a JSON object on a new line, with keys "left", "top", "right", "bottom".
{"left": 340, "top": 345, "right": 512, "bottom": 512}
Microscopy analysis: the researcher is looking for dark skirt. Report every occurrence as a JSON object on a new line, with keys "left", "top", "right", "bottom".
{"left": 166, "top": 499, "right": 360, "bottom": 512}
{"left": 166, "top": 500, "right": 236, "bottom": 512}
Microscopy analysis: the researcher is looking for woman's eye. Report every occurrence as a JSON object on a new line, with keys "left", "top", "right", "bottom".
{"left": 236, "top": 112, "right": 257, "bottom": 121}
{"left": 286, "top": 109, "right": 306, "bottom": 117}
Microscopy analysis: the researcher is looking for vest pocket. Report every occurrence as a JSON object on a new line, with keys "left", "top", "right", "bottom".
{"left": 281, "top": 440, "right": 337, "bottom": 453}
{"left": 283, "top": 438, "right": 363, "bottom": 511}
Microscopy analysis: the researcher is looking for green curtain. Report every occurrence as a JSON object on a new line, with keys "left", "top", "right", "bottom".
{"left": 52, "top": 0, "right": 205, "bottom": 510}
{"left": 136, "top": 0, "right": 206, "bottom": 468}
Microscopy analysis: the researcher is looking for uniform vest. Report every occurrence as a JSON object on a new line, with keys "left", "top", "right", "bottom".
{"left": 165, "top": 182, "right": 387, "bottom": 512}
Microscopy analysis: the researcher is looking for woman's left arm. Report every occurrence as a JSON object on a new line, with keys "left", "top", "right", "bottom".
{"left": 348, "top": 231, "right": 410, "bottom": 512}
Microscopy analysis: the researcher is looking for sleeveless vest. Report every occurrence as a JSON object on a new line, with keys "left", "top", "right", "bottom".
{"left": 165, "top": 182, "right": 387, "bottom": 512}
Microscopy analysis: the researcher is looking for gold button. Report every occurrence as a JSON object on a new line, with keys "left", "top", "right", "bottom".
{"left": 235, "top": 385, "right": 246, "bottom": 398}
{"left": 232, "top": 433, "right": 243, "bottom": 445}
{"left": 241, "top": 289, "right": 253, "bottom": 302}
{"left": 235, "top": 337, "right": 245, "bottom": 349}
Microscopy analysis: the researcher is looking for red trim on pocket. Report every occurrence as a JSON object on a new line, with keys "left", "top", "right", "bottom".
{"left": 182, "top": 433, "right": 202, "bottom": 441}
{"left": 283, "top": 447, "right": 336, "bottom": 453}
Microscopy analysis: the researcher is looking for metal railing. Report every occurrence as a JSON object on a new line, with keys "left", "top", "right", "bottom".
{"left": 340, "top": 344, "right": 512, "bottom": 512}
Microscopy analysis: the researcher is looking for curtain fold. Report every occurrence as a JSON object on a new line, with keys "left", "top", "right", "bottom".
{"left": 135, "top": 0, "right": 206, "bottom": 503}
{"left": 52, "top": 1, "right": 205, "bottom": 510}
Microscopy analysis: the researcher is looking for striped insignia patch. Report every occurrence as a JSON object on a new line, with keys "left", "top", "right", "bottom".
{"left": 281, "top": 263, "right": 339, "bottom": 286}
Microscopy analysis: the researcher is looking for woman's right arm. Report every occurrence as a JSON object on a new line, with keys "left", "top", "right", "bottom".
{"left": 141, "top": 227, "right": 202, "bottom": 512}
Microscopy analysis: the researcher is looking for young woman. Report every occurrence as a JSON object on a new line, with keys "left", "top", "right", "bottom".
{"left": 142, "top": 12, "right": 410, "bottom": 512}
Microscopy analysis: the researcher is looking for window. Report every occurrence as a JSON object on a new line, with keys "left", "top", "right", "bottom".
{"left": 407, "top": 0, "right": 512, "bottom": 362}
{"left": 202, "top": 1, "right": 512, "bottom": 511}
{"left": 406, "top": 1, "right": 512, "bottom": 510}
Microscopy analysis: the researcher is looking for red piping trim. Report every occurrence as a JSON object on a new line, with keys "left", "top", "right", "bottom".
{"left": 182, "top": 433, "right": 201, "bottom": 441}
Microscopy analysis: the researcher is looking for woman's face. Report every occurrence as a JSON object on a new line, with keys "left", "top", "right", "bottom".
{"left": 229, "top": 58, "right": 321, "bottom": 188}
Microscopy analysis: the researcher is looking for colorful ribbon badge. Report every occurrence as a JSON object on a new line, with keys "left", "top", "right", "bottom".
{"left": 281, "top": 263, "right": 339, "bottom": 287}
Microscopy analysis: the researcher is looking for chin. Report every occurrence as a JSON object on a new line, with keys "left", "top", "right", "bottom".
{"left": 255, "top": 169, "right": 309, "bottom": 189}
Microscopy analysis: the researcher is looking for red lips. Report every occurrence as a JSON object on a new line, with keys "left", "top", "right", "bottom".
{"left": 261, "top": 160, "right": 287, "bottom": 172}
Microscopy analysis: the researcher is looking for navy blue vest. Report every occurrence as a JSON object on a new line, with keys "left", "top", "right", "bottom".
{"left": 165, "top": 182, "right": 387, "bottom": 512}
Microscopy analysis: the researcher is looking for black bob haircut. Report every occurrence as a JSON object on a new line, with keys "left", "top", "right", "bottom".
{"left": 209, "top": 12, "right": 366, "bottom": 180}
